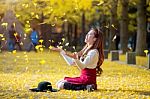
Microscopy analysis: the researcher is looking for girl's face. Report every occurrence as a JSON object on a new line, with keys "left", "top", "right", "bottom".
{"left": 84, "top": 30, "right": 96, "bottom": 44}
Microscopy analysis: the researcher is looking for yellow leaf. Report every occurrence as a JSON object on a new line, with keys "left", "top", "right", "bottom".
{"left": 1, "top": 22, "right": 8, "bottom": 27}
{"left": 73, "top": 46, "right": 75, "bottom": 50}
{"left": 12, "top": 50, "right": 17, "bottom": 54}
{"left": 14, "top": 33, "right": 17, "bottom": 36}
{"left": 39, "top": 39, "right": 44, "bottom": 44}
{"left": 51, "top": 24, "right": 55, "bottom": 27}
{"left": 62, "top": 38, "right": 65, "bottom": 42}
{"left": 59, "top": 46, "right": 63, "bottom": 49}
{"left": 20, "top": 42, "right": 23, "bottom": 45}
{"left": 112, "top": 35, "right": 117, "bottom": 42}
{"left": 49, "top": 46, "right": 53, "bottom": 49}
{"left": 97, "top": 1, "right": 104, "bottom": 6}
{"left": 16, "top": 14, "right": 20, "bottom": 18}
{"left": 65, "top": 43, "right": 69, "bottom": 46}
{"left": 13, "top": 22, "right": 16, "bottom": 27}
{"left": 144, "top": 50, "right": 148, "bottom": 56}
{"left": 31, "top": 12, "right": 34, "bottom": 16}
{"left": 1, "top": 38, "right": 5, "bottom": 41}
{"left": 35, "top": 15, "right": 39, "bottom": 19}
{"left": 35, "top": 45, "right": 39, "bottom": 50}
{"left": 111, "top": 24, "right": 117, "bottom": 30}
{"left": 22, "top": 4, "right": 26, "bottom": 7}
{"left": 26, "top": 21, "right": 30, "bottom": 24}
{"left": 25, "top": 4, "right": 29, "bottom": 8}
{"left": 0, "top": 34, "right": 4, "bottom": 37}
{"left": 40, "top": 59, "right": 46, "bottom": 65}
{"left": 24, "top": 55, "right": 28, "bottom": 58}
{"left": 33, "top": 3, "right": 37, "bottom": 7}
{"left": 40, "top": 48, "right": 44, "bottom": 52}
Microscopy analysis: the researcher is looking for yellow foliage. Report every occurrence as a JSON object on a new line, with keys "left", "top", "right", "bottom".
{"left": 0, "top": 51, "right": 149, "bottom": 98}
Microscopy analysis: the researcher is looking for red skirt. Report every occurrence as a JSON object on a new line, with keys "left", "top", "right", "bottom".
{"left": 64, "top": 68, "right": 96, "bottom": 85}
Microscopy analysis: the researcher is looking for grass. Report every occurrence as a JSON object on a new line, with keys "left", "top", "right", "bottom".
{"left": 0, "top": 51, "right": 150, "bottom": 98}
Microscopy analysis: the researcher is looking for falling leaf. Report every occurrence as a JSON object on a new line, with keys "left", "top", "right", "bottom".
{"left": 14, "top": 33, "right": 17, "bottom": 36}
{"left": 20, "top": 42, "right": 23, "bottom": 45}
{"left": 65, "top": 43, "right": 69, "bottom": 46}
{"left": 33, "top": 3, "right": 37, "bottom": 7}
{"left": 111, "top": 24, "right": 117, "bottom": 30}
{"left": 39, "top": 39, "right": 44, "bottom": 44}
{"left": 62, "top": 38, "right": 65, "bottom": 42}
{"left": 0, "top": 34, "right": 4, "bottom": 37}
{"left": 49, "top": 46, "right": 53, "bottom": 49}
{"left": 73, "top": 46, "right": 75, "bottom": 50}
{"left": 35, "top": 46, "right": 39, "bottom": 50}
{"left": 64, "top": 19, "right": 67, "bottom": 22}
{"left": 22, "top": 4, "right": 26, "bottom": 7}
{"left": 55, "top": 17, "right": 57, "bottom": 21}
{"left": 51, "top": 24, "right": 55, "bottom": 27}
{"left": 112, "top": 35, "right": 117, "bottom": 42}
{"left": 35, "top": 15, "right": 39, "bottom": 19}
{"left": 13, "top": 23, "right": 16, "bottom": 27}
{"left": 12, "top": 50, "right": 17, "bottom": 54}
{"left": 25, "top": 4, "right": 29, "bottom": 8}
{"left": 31, "top": 12, "right": 34, "bottom": 16}
{"left": 1, "top": 22, "right": 8, "bottom": 27}
{"left": 59, "top": 42, "right": 61, "bottom": 45}
{"left": 26, "top": 21, "right": 30, "bottom": 24}
{"left": 1, "top": 38, "right": 5, "bottom": 41}
{"left": 59, "top": 46, "right": 63, "bottom": 49}
{"left": 16, "top": 14, "right": 20, "bottom": 18}
{"left": 24, "top": 34, "right": 27, "bottom": 37}
{"left": 40, "top": 48, "right": 44, "bottom": 52}
{"left": 144, "top": 50, "right": 149, "bottom": 56}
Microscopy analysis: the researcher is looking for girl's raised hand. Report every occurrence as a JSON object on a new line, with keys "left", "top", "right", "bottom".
{"left": 51, "top": 47, "right": 63, "bottom": 52}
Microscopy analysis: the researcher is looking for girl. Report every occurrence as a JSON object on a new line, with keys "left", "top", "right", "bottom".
{"left": 53, "top": 28, "right": 104, "bottom": 91}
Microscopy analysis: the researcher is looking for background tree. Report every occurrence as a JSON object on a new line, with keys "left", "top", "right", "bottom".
{"left": 109, "top": 0, "right": 118, "bottom": 51}
{"left": 136, "top": 0, "right": 147, "bottom": 56}
{"left": 120, "top": 0, "right": 129, "bottom": 53}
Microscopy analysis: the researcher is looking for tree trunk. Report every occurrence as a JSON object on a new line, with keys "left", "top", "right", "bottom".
{"left": 109, "top": 0, "right": 118, "bottom": 51}
{"left": 74, "top": 23, "right": 78, "bottom": 47}
{"left": 120, "top": 0, "right": 129, "bottom": 53}
{"left": 136, "top": 0, "right": 147, "bottom": 56}
{"left": 81, "top": 12, "right": 85, "bottom": 46}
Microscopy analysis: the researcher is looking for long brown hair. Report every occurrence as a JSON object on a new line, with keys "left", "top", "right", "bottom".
{"left": 78, "top": 28, "right": 104, "bottom": 76}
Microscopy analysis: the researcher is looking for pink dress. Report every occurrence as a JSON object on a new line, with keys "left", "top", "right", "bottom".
{"left": 64, "top": 49, "right": 99, "bottom": 89}
{"left": 64, "top": 68, "right": 96, "bottom": 85}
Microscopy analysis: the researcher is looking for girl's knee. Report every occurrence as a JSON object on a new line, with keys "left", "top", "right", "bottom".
{"left": 56, "top": 80, "right": 67, "bottom": 90}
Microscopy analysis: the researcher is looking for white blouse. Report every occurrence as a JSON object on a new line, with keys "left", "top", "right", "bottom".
{"left": 74, "top": 49, "right": 99, "bottom": 70}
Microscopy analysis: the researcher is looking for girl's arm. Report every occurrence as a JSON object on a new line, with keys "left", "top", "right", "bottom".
{"left": 51, "top": 47, "right": 78, "bottom": 59}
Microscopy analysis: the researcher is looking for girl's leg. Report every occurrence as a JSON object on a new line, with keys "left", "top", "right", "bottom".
{"left": 64, "top": 82, "right": 86, "bottom": 90}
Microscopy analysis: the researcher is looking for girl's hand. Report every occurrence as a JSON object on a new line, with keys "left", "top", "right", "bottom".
{"left": 73, "top": 52, "right": 79, "bottom": 59}
{"left": 51, "top": 47, "right": 63, "bottom": 52}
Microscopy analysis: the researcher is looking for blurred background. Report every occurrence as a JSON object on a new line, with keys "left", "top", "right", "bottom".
{"left": 0, "top": 0, "right": 149, "bottom": 56}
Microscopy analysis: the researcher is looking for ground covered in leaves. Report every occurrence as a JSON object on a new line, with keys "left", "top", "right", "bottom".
{"left": 0, "top": 51, "right": 150, "bottom": 99}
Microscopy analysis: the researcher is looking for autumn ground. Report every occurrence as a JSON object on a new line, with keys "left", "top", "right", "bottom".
{"left": 0, "top": 51, "right": 150, "bottom": 99}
